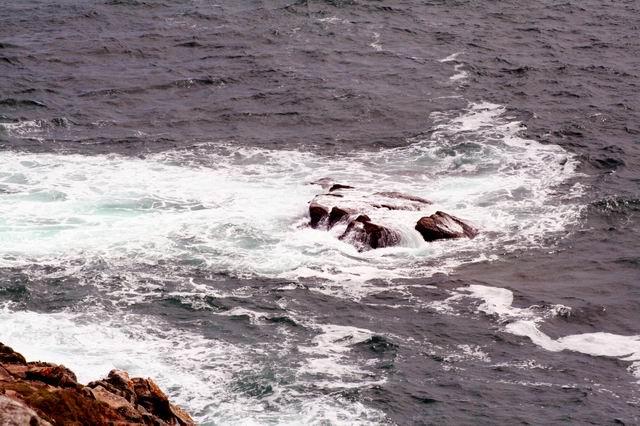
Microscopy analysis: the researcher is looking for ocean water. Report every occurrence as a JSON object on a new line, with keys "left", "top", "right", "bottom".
{"left": 0, "top": 1, "right": 639, "bottom": 424}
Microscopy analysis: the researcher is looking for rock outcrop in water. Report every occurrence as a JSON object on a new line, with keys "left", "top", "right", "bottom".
{"left": 415, "top": 211, "right": 479, "bottom": 242}
{"left": 308, "top": 180, "right": 478, "bottom": 249}
{"left": 0, "top": 342, "right": 194, "bottom": 426}
{"left": 340, "top": 214, "right": 401, "bottom": 250}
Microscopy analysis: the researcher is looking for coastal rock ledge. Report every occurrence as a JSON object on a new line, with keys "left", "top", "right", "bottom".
{"left": 0, "top": 342, "right": 194, "bottom": 426}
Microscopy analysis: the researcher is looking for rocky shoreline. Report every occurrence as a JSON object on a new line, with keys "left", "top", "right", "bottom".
{"left": 0, "top": 342, "right": 194, "bottom": 425}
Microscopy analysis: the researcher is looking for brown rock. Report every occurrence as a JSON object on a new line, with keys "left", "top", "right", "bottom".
{"left": 0, "top": 365, "right": 14, "bottom": 381}
{"left": 0, "top": 342, "right": 195, "bottom": 426}
{"left": 415, "top": 211, "right": 478, "bottom": 242}
{"left": 0, "top": 395, "right": 52, "bottom": 426}
{"left": 25, "top": 363, "right": 78, "bottom": 388}
{"left": 0, "top": 343, "right": 26, "bottom": 365}
{"left": 88, "top": 385, "right": 142, "bottom": 421}
{"left": 170, "top": 403, "right": 197, "bottom": 426}
{"left": 105, "top": 369, "right": 136, "bottom": 402}
{"left": 17, "top": 386, "right": 124, "bottom": 425}
{"left": 3, "top": 363, "right": 28, "bottom": 378}
{"left": 132, "top": 377, "right": 173, "bottom": 421}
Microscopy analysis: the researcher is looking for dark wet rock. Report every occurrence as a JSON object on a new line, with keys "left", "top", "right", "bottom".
{"left": 356, "top": 335, "right": 399, "bottom": 354}
{"left": 328, "top": 206, "right": 352, "bottom": 227}
{"left": 340, "top": 217, "right": 401, "bottom": 250}
{"left": 264, "top": 315, "right": 298, "bottom": 327}
{"left": 50, "top": 117, "right": 70, "bottom": 127}
{"left": 309, "top": 202, "right": 329, "bottom": 228}
{"left": 415, "top": 211, "right": 478, "bottom": 242}
{"left": 0, "top": 342, "right": 195, "bottom": 425}
{"left": 329, "top": 183, "right": 354, "bottom": 192}
{"left": 354, "top": 214, "right": 371, "bottom": 223}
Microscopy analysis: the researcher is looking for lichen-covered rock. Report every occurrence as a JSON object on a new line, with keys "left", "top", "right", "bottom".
{"left": 0, "top": 342, "right": 195, "bottom": 425}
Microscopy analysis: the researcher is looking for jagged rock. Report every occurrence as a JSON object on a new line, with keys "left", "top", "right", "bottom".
{"left": 415, "top": 211, "right": 478, "bottom": 242}
{"left": 106, "top": 369, "right": 137, "bottom": 402}
{"left": 132, "top": 377, "right": 174, "bottom": 422}
{"left": 0, "top": 342, "right": 195, "bottom": 426}
{"left": 88, "top": 385, "right": 142, "bottom": 421}
{"left": 0, "top": 395, "right": 52, "bottom": 426}
{"left": 170, "top": 403, "right": 197, "bottom": 426}
{"left": 25, "top": 363, "right": 79, "bottom": 388}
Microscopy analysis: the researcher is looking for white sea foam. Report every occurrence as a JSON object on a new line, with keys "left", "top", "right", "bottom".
{"left": 0, "top": 101, "right": 591, "bottom": 421}
{"left": 0, "top": 102, "right": 583, "bottom": 300}
{"left": 0, "top": 306, "right": 387, "bottom": 425}
{"left": 450, "top": 64, "right": 469, "bottom": 82}
{"left": 439, "top": 52, "right": 468, "bottom": 82}
{"left": 439, "top": 52, "right": 463, "bottom": 63}
{"left": 298, "top": 324, "right": 384, "bottom": 385}
{"left": 506, "top": 321, "right": 640, "bottom": 381}
{"left": 317, "top": 16, "right": 350, "bottom": 25}
{"left": 0, "top": 120, "right": 46, "bottom": 141}
{"left": 438, "top": 284, "right": 640, "bottom": 381}
{"left": 370, "top": 32, "right": 382, "bottom": 51}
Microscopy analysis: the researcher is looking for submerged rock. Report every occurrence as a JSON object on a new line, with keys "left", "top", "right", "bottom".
{"left": 0, "top": 342, "right": 195, "bottom": 425}
{"left": 415, "top": 211, "right": 478, "bottom": 242}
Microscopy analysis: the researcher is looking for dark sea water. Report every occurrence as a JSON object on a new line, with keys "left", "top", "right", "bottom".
{"left": 1, "top": 1, "right": 639, "bottom": 424}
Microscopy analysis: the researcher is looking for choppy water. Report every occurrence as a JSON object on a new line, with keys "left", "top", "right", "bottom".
{"left": 1, "top": 1, "right": 639, "bottom": 424}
